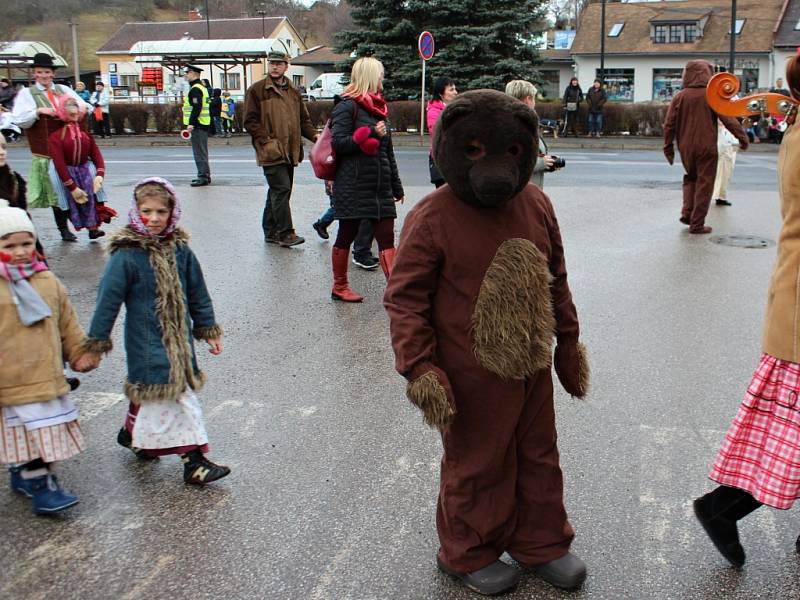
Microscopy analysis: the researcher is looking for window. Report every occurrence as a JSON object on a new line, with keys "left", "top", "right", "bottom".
{"left": 597, "top": 68, "right": 634, "bottom": 102}
{"left": 118, "top": 74, "right": 138, "bottom": 91}
{"left": 224, "top": 73, "right": 241, "bottom": 90}
{"left": 795, "top": 18, "right": 800, "bottom": 30}
{"left": 608, "top": 23, "right": 624, "bottom": 37}
{"left": 670, "top": 25, "right": 683, "bottom": 43}
{"left": 292, "top": 75, "right": 303, "bottom": 88}
{"left": 685, "top": 24, "right": 698, "bottom": 42}
{"left": 729, "top": 19, "right": 745, "bottom": 35}
{"left": 537, "top": 69, "right": 560, "bottom": 100}
{"left": 653, "top": 69, "right": 683, "bottom": 102}
{"left": 654, "top": 25, "right": 667, "bottom": 43}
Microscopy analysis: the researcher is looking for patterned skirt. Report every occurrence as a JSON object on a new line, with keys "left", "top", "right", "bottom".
{"left": 0, "top": 406, "right": 85, "bottom": 464}
{"left": 709, "top": 353, "right": 800, "bottom": 509}
{"left": 124, "top": 391, "right": 209, "bottom": 457}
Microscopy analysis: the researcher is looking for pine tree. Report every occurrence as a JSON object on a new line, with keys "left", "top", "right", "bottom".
{"left": 336, "top": 0, "right": 546, "bottom": 99}
{"left": 413, "top": 0, "right": 546, "bottom": 92}
{"left": 335, "top": 0, "right": 420, "bottom": 101}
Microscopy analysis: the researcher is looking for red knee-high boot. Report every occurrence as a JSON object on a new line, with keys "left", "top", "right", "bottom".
{"left": 331, "top": 247, "right": 364, "bottom": 302}
{"left": 379, "top": 248, "right": 396, "bottom": 280}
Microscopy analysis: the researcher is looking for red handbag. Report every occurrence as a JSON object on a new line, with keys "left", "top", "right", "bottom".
{"left": 310, "top": 119, "right": 336, "bottom": 180}
{"left": 310, "top": 103, "right": 358, "bottom": 181}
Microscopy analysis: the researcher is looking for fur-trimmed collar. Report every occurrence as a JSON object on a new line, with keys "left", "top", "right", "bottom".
{"left": 107, "top": 227, "right": 190, "bottom": 254}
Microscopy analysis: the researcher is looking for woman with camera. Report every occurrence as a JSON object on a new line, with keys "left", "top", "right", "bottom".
{"left": 328, "top": 57, "right": 405, "bottom": 302}
{"left": 505, "top": 80, "right": 563, "bottom": 188}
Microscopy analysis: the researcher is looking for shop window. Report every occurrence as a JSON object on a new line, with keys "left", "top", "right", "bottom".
{"left": 597, "top": 68, "right": 634, "bottom": 102}
{"left": 118, "top": 74, "right": 138, "bottom": 91}
{"left": 653, "top": 69, "right": 683, "bottom": 102}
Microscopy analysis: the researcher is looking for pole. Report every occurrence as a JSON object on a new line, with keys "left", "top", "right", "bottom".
{"left": 420, "top": 58, "right": 426, "bottom": 140}
{"left": 204, "top": 0, "right": 211, "bottom": 39}
{"left": 729, "top": 0, "right": 737, "bottom": 74}
{"left": 599, "top": 0, "right": 606, "bottom": 82}
{"left": 69, "top": 21, "right": 80, "bottom": 85}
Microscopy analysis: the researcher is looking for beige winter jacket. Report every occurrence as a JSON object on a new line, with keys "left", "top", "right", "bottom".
{"left": 0, "top": 271, "right": 86, "bottom": 406}
{"left": 764, "top": 123, "right": 800, "bottom": 362}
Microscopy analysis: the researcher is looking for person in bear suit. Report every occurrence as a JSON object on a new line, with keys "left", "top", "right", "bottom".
{"left": 663, "top": 60, "right": 748, "bottom": 234}
{"left": 384, "top": 89, "right": 589, "bottom": 595}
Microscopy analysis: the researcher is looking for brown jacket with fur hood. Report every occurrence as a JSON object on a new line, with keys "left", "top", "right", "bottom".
{"left": 0, "top": 271, "right": 86, "bottom": 406}
{"left": 243, "top": 77, "right": 317, "bottom": 167}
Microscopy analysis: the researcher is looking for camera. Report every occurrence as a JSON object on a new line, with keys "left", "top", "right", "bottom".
{"left": 547, "top": 155, "right": 566, "bottom": 172}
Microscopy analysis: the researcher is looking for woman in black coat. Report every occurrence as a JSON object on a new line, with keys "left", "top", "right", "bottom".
{"left": 562, "top": 78, "right": 583, "bottom": 138}
{"left": 329, "top": 57, "right": 404, "bottom": 302}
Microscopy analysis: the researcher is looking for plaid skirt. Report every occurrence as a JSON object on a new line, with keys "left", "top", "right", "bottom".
{"left": 709, "top": 353, "right": 800, "bottom": 509}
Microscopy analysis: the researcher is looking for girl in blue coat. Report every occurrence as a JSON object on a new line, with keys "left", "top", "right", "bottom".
{"left": 79, "top": 177, "right": 230, "bottom": 485}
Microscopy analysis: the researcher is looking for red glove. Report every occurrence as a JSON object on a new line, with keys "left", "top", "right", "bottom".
{"left": 353, "top": 126, "right": 380, "bottom": 155}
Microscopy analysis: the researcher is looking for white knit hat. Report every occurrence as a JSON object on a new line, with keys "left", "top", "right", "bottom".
{"left": 0, "top": 199, "right": 37, "bottom": 239}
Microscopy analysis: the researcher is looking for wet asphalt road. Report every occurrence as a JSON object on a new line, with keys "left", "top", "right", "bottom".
{"left": 1, "top": 144, "right": 798, "bottom": 599}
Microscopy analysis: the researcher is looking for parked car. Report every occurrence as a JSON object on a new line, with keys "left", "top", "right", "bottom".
{"left": 306, "top": 72, "right": 345, "bottom": 101}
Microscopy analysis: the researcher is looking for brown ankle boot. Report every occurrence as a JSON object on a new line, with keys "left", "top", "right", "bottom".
{"left": 331, "top": 247, "right": 363, "bottom": 302}
{"left": 379, "top": 248, "right": 396, "bottom": 280}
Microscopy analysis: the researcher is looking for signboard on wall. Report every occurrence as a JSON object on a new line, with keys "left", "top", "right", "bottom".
{"left": 109, "top": 74, "right": 118, "bottom": 87}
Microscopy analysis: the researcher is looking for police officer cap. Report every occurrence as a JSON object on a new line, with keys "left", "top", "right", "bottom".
{"left": 267, "top": 50, "right": 290, "bottom": 63}
{"left": 185, "top": 65, "right": 204, "bottom": 74}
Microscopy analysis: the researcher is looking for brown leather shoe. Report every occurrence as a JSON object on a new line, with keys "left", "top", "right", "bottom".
{"left": 689, "top": 226, "right": 713, "bottom": 234}
{"left": 279, "top": 232, "right": 305, "bottom": 247}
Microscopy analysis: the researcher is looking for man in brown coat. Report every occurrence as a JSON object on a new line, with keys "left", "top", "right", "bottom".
{"left": 663, "top": 60, "right": 749, "bottom": 234}
{"left": 244, "top": 49, "right": 318, "bottom": 247}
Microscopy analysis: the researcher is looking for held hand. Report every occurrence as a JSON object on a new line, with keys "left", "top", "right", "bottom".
{"left": 375, "top": 121, "right": 387, "bottom": 138}
{"left": 207, "top": 338, "right": 223, "bottom": 355}
{"left": 70, "top": 188, "right": 89, "bottom": 204}
{"left": 74, "top": 353, "right": 101, "bottom": 373}
{"left": 37, "top": 107, "right": 56, "bottom": 117}
{"left": 395, "top": 196, "right": 405, "bottom": 204}
{"left": 187, "top": 125, "right": 194, "bottom": 132}
{"left": 93, "top": 176, "right": 104, "bottom": 193}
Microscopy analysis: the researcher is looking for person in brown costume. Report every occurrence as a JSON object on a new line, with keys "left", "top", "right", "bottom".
{"left": 663, "top": 60, "right": 749, "bottom": 234}
{"left": 384, "top": 90, "right": 590, "bottom": 596}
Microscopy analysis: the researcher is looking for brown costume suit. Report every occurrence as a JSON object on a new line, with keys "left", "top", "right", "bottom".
{"left": 384, "top": 90, "right": 589, "bottom": 574}
{"left": 663, "top": 60, "right": 748, "bottom": 232}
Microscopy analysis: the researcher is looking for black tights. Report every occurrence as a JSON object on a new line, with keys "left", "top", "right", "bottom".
{"left": 334, "top": 218, "right": 394, "bottom": 251}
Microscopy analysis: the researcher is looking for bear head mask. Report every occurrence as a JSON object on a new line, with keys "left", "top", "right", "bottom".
{"left": 432, "top": 89, "right": 538, "bottom": 209}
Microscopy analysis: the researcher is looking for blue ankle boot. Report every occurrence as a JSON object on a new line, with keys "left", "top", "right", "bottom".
{"left": 8, "top": 466, "right": 35, "bottom": 498}
{"left": 29, "top": 473, "right": 78, "bottom": 515}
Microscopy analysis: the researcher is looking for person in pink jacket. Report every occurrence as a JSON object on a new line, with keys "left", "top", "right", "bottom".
{"left": 426, "top": 77, "right": 457, "bottom": 187}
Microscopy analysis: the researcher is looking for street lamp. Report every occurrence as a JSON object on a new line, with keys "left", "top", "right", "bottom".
{"left": 729, "top": 0, "right": 738, "bottom": 74}
{"left": 599, "top": 0, "right": 606, "bottom": 83}
{"left": 257, "top": 3, "right": 267, "bottom": 38}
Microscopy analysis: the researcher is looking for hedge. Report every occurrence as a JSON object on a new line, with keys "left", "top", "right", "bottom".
{"left": 105, "top": 100, "right": 670, "bottom": 136}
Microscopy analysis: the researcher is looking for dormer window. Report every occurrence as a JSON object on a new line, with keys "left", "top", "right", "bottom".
{"left": 729, "top": 19, "right": 745, "bottom": 35}
{"left": 653, "top": 22, "right": 700, "bottom": 43}
{"left": 608, "top": 23, "right": 624, "bottom": 37}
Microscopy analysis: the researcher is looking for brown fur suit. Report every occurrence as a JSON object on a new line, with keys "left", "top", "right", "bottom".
{"left": 384, "top": 89, "right": 589, "bottom": 574}
{"left": 663, "top": 60, "right": 749, "bottom": 232}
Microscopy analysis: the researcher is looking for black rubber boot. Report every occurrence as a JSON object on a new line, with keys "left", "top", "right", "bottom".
{"left": 436, "top": 556, "right": 520, "bottom": 595}
{"left": 693, "top": 486, "right": 762, "bottom": 567}
{"left": 53, "top": 208, "right": 77, "bottom": 242}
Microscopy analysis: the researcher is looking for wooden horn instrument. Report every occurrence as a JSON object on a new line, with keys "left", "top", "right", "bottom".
{"left": 706, "top": 72, "right": 800, "bottom": 118}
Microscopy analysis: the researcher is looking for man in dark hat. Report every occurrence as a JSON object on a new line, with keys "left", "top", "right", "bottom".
{"left": 11, "top": 52, "right": 89, "bottom": 242}
{"left": 182, "top": 64, "right": 211, "bottom": 186}
{"left": 243, "top": 49, "right": 317, "bottom": 247}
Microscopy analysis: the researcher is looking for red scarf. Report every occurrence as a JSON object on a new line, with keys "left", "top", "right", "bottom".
{"left": 350, "top": 92, "right": 389, "bottom": 119}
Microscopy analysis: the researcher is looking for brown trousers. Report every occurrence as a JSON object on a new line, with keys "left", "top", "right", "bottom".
{"left": 680, "top": 148, "right": 718, "bottom": 231}
{"left": 436, "top": 368, "right": 574, "bottom": 573}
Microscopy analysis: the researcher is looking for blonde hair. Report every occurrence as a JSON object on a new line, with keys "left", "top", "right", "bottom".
{"left": 134, "top": 182, "right": 174, "bottom": 209}
{"left": 505, "top": 80, "right": 538, "bottom": 101}
{"left": 343, "top": 57, "right": 384, "bottom": 97}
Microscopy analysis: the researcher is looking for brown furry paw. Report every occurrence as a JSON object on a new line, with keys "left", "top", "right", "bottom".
{"left": 406, "top": 370, "right": 456, "bottom": 429}
{"left": 554, "top": 342, "right": 590, "bottom": 399}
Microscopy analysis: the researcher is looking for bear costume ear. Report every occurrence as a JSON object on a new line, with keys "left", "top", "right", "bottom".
{"left": 439, "top": 103, "right": 473, "bottom": 133}
{"left": 511, "top": 101, "right": 539, "bottom": 138}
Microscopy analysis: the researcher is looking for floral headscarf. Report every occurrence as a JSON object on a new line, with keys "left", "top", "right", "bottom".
{"left": 128, "top": 177, "right": 182, "bottom": 239}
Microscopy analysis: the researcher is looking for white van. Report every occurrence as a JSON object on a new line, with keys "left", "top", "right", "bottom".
{"left": 306, "top": 72, "right": 345, "bottom": 101}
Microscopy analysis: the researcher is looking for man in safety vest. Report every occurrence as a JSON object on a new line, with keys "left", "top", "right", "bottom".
{"left": 182, "top": 64, "right": 211, "bottom": 186}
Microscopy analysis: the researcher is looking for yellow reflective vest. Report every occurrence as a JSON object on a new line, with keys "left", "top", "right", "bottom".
{"left": 182, "top": 82, "right": 210, "bottom": 126}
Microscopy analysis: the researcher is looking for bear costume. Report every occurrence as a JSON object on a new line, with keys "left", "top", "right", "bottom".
{"left": 663, "top": 60, "right": 748, "bottom": 234}
{"left": 384, "top": 89, "right": 589, "bottom": 595}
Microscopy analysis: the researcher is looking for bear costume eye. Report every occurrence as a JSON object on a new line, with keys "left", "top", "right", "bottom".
{"left": 465, "top": 141, "right": 486, "bottom": 160}
{"left": 508, "top": 144, "right": 521, "bottom": 157}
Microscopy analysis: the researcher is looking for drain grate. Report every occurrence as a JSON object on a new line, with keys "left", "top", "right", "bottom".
{"left": 709, "top": 234, "right": 775, "bottom": 249}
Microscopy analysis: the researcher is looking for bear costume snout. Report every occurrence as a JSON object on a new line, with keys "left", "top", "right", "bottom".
{"left": 432, "top": 89, "right": 539, "bottom": 209}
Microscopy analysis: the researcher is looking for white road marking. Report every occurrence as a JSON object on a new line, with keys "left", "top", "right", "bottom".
{"left": 73, "top": 391, "right": 126, "bottom": 421}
